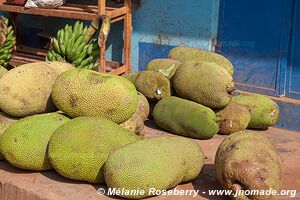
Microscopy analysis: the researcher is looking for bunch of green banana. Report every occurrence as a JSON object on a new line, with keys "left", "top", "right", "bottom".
{"left": 46, "top": 16, "right": 111, "bottom": 70}
{"left": 0, "top": 16, "right": 16, "bottom": 68}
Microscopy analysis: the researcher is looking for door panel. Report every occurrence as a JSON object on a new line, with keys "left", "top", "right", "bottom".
{"left": 217, "top": 0, "right": 292, "bottom": 96}
{"left": 287, "top": 0, "right": 300, "bottom": 99}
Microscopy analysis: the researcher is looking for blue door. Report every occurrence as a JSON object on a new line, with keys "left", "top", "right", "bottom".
{"left": 217, "top": 0, "right": 293, "bottom": 97}
{"left": 286, "top": 0, "right": 300, "bottom": 99}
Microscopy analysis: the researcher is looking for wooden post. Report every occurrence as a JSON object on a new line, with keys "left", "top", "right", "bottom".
{"left": 98, "top": 0, "right": 106, "bottom": 73}
{"left": 124, "top": 0, "right": 132, "bottom": 73}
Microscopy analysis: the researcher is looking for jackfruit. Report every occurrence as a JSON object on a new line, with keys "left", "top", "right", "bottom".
{"left": 137, "top": 92, "right": 150, "bottom": 121}
{"left": 0, "top": 113, "right": 70, "bottom": 171}
{"left": 168, "top": 46, "right": 234, "bottom": 75}
{"left": 216, "top": 102, "right": 251, "bottom": 135}
{"left": 0, "top": 66, "right": 7, "bottom": 78}
{"left": 153, "top": 96, "right": 220, "bottom": 139}
{"left": 146, "top": 59, "right": 181, "bottom": 79}
{"left": 120, "top": 92, "right": 149, "bottom": 136}
{"left": 231, "top": 94, "right": 279, "bottom": 129}
{"left": 48, "top": 117, "right": 140, "bottom": 183}
{"left": 215, "top": 130, "right": 283, "bottom": 200}
{"left": 104, "top": 136, "right": 205, "bottom": 199}
{"left": 120, "top": 112, "right": 145, "bottom": 136}
{"left": 51, "top": 69, "right": 138, "bottom": 124}
{"left": 123, "top": 71, "right": 172, "bottom": 102}
{"left": 0, "top": 62, "right": 74, "bottom": 117}
{"left": 0, "top": 112, "right": 18, "bottom": 160}
{"left": 173, "top": 60, "right": 234, "bottom": 109}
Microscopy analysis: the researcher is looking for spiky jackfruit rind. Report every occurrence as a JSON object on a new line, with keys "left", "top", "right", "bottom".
{"left": 173, "top": 60, "right": 234, "bottom": 109}
{"left": 153, "top": 96, "right": 220, "bottom": 139}
{"left": 215, "top": 130, "right": 283, "bottom": 200}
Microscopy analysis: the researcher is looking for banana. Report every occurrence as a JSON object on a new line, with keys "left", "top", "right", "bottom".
{"left": 78, "top": 22, "right": 84, "bottom": 34}
{"left": 51, "top": 38, "right": 61, "bottom": 55}
{"left": 73, "top": 42, "right": 87, "bottom": 59}
{"left": 47, "top": 50, "right": 54, "bottom": 61}
{"left": 78, "top": 56, "right": 93, "bottom": 68}
{"left": 59, "top": 31, "right": 66, "bottom": 55}
{"left": 72, "top": 47, "right": 88, "bottom": 66}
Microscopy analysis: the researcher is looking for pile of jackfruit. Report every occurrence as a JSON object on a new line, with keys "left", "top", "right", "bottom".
{"left": 125, "top": 46, "right": 280, "bottom": 139}
{"left": 0, "top": 46, "right": 282, "bottom": 199}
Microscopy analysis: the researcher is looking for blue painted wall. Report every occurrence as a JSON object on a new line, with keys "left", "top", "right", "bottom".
{"left": 131, "top": 0, "right": 220, "bottom": 71}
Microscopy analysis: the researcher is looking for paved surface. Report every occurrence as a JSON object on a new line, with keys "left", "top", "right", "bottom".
{"left": 0, "top": 122, "right": 299, "bottom": 200}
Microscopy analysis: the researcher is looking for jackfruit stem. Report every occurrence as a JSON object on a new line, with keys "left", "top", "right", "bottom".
{"left": 214, "top": 115, "right": 223, "bottom": 122}
{"left": 158, "top": 64, "right": 177, "bottom": 79}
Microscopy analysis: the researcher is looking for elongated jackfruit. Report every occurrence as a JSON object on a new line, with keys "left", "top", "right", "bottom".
{"left": 104, "top": 136, "right": 205, "bottom": 199}
{"left": 153, "top": 96, "right": 220, "bottom": 139}
{"left": 231, "top": 94, "right": 279, "bottom": 129}
{"left": 168, "top": 46, "right": 234, "bottom": 75}
{"left": 0, "top": 62, "right": 74, "bottom": 117}
{"left": 0, "top": 112, "right": 18, "bottom": 160}
{"left": 51, "top": 69, "right": 138, "bottom": 124}
{"left": 173, "top": 60, "right": 234, "bottom": 109}
{"left": 0, "top": 113, "right": 70, "bottom": 171}
{"left": 48, "top": 117, "right": 140, "bottom": 183}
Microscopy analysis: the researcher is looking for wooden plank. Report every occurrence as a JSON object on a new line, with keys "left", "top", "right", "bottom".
{"left": 0, "top": 4, "right": 126, "bottom": 21}
{"left": 108, "top": 65, "right": 126, "bottom": 75}
{"left": 123, "top": 0, "right": 132, "bottom": 73}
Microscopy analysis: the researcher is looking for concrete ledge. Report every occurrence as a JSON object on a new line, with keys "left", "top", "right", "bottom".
{"left": 0, "top": 125, "right": 299, "bottom": 200}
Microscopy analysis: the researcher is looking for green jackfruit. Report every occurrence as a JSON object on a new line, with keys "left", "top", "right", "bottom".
{"left": 123, "top": 71, "right": 172, "bottom": 102}
{"left": 0, "top": 113, "right": 70, "bottom": 171}
{"left": 51, "top": 69, "right": 138, "bottom": 124}
{"left": 216, "top": 102, "right": 251, "bottom": 135}
{"left": 153, "top": 96, "right": 220, "bottom": 139}
{"left": 215, "top": 130, "right": 283, "bottom": 200}
{"left": 0, "top": 66, "right": 7, "bottom": 78}
{"left": 48, "top": 117, "right": 140, "bottom": 184}
{"left": 104, "top": 136, "right": 205, "bottom": 199}
{"left": 231, "top": 94, "right": 279, "bottom": 129}
{"left": 0, "top": 112, "right": 18, "bottom": 160}
{"left": 168, "top": 46, "right": 234, "bottom": 75}
{"left": 146, "top": 59, "right": 181, "bottom": 79}
{"left": 0, "top": 62, "right": 74, "bottom": 117}
{"left": 173, "top": 60, "right": 234, "bottom": 109}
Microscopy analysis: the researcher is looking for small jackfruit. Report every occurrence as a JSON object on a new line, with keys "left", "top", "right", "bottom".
{"left": 123, "top": 71, "right": 172, "bottom": 102}
{"left": 120, "top": 92, "right": 149, "bottom": 136}
{"left": 0, "top": 112, "right": 18, "bottom": 160}
{"left": 168, "top": 46, "right": 234, "bottom": 75}
{"left": 216, "top": 102, "right": 251, "bottom": 135}
{"left": 51, "top": 69, "right": 138, "bottom": 124}
{"left": 146, "top": 59, "right": 181, "bottom": 79}
{"left": 231, "top": 94, "right": 279, "bottom": 129}
{"left": 136, "top": 92, "right": 150, "bottom": 121}
{"left": 104, "top": 136, "right": 205, "bottom": 199}
{"left": 153, "top": 96, "right": 220, "bottom": 139}
{"left": 48, "top": 117, "right": 140, "bottom": 184}
{"left": 0, "top": 113, "right": 70, "bottom": 171}
{"left": 215, "top": 130, "right": 283, "bottom": 200}
{"left": 173, "top": 60, "right": 234, "bottom": 109}
{"left": 0, "top": 62, "right": 74, "bottom": 117}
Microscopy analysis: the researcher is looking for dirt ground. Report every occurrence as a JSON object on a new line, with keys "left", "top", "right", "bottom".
{"left": 0, "top": 122, "right": 299, "bottom": 200}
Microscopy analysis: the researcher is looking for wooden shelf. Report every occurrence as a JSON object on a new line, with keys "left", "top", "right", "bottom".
{"left": 10, "top": 51, "right": 126, "bottom": 75}
{"left": 0, "top": 0, "right": 132, "bottom": 75}
{"left": 0, "top": 3, "right": 126, "bottom": 21}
